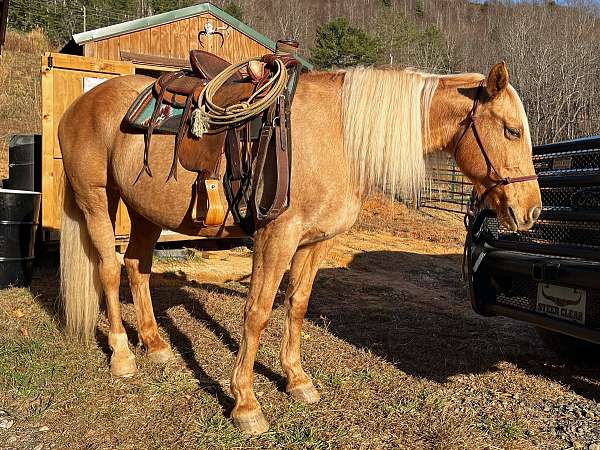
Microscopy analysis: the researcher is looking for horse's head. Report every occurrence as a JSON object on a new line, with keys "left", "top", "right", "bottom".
{"left": 453, "top": 62, "right": 542, "bottom": 231}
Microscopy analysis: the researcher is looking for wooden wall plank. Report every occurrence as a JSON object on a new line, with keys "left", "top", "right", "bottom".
{"left": 139, "top": 28, "right": 150, "bottom": 55}
{"left": 148, "top": 28, "right": 157, "bottom": 54}
{"left": 46, "top": 53, "right": 134, "bottom": 74}
{"left": 95, "top": 41, "right": 105, "bottom": 59}
{"left": 175, "top": 18, "right": 189, "bottom": 57}
{"left": 121, "top": 51, "right": 189, "bottom": 69}
{"left": 159, "top": 24, "right": 171, "bottom": 57}
{"left": 189, "top": 16, "right": 200, "bottom": 52}
{"left": 130, "top": 31, "right": 141, "bottom": 55}
{"left": 108, "top": 38, "right": 119, "bottom": 61}
{"left": 102, "top": 41, "right": 111, "bottom": 60}
{"left": 118, "top": 34, "right": 130, "bottom": 56}
{"left": 168, "top": 23, "right": 175, "bottom": 58}
{"left": 41, "top": 54, "right": 56, "bottom": 231}
{"left": 84, "top": 43, "right": 94, "bottom": 57}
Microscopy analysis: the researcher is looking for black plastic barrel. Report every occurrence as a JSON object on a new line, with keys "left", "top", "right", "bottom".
{"left": 8, "top": 134, "right": 42, "bottom": 192}
{"left": 0, "top": 189, "right": 41, "bottom": 287}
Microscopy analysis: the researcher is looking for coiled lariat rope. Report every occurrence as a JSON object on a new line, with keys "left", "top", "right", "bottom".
{"left": 190, "top": 57, "right": 288, "bottom": 138}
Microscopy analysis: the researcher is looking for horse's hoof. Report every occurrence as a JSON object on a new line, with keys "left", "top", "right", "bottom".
{"left": 232, "top": 411, "right": 269, "bottom": 435}
{"left": 288, "top": 384, "right": 321, "bottom": 404}
{"left": 110, "top": 354, "right": 137, "bottom": 378}
{"left": 148, "top": 347, "right": 174, "bottom": 364}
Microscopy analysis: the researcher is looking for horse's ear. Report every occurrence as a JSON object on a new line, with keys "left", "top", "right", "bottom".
{"left": 485, "top": 61, "right": 509, "bottom": 99}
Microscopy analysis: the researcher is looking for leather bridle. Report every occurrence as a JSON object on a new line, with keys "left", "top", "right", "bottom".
{"left": 453, "top": 80, "right": 538, "bottom": 206}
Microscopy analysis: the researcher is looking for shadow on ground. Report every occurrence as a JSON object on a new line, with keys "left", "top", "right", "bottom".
{"left": 29, "top": 250, "right": 282, "bottom": 416}
{"left": 30, "top": 247, "right": 600, "bottom": 407}
{"left": 306, "top": 250, "right": 600, "bottom": 401}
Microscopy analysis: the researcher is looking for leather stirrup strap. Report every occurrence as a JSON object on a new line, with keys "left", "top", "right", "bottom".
{"left": 253, "top": 93, "right": 292, "bottom": 221}
{"left": 226, "top": 128, "right": 243, "bottom": 198}
{"left": 253, "top": 111, "right": 275, "bottom": 220}
{"left": 136, "top": 71, "right": 183, "bottom": 181}
{"left": 268, "top": 94, "right": 291, "bottom": 218}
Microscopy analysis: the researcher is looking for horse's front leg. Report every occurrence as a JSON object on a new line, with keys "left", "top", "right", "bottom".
{"left": 281, "top": 239, "right": 333, "bottom": 403}
{"left": 230, "top": 223, "right": 299, "bottom": 435}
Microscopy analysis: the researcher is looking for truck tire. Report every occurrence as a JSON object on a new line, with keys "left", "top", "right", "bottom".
{"left": 536, "top": 327, "right": 600, "bottom": 364}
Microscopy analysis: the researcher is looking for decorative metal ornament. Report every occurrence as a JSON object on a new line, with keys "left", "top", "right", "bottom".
{"left": 198, "top": 22, "right": 229, "bottom": 48}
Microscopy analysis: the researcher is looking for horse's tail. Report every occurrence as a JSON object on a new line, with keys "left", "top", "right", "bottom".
{"left": 60, "top": 179, "right": 101, "bottom": 341}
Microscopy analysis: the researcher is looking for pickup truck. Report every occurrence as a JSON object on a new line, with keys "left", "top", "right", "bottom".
{"left": 466, "top": 136, "right": 600, "bottom": 358}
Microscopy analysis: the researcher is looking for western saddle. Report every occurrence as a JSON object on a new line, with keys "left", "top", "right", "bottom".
{"left": 125, "top": 41, "right": 302, "bottom": 234}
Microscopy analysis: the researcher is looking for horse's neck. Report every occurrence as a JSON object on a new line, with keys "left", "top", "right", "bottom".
{"left": 424, "top": 78, "right": 481, "bottom": 155}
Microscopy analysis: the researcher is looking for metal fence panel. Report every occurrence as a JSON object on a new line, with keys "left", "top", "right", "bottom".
{"left": 420, "top": 154, "right": 471, "bottom": 214}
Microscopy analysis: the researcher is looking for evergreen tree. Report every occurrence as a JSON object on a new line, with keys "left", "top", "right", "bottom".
{"left": 310, "top": 18, "right": 381, "bottom": 69}
{"left": 413, "top": 24, "right": 449, "bottom": 71}
{"left": 415, "top": 0, "right": 425, "bottom": 17}
{"left": 375, "top": 8, "right": 418, "bottom": 65}
{"left": 223, "top": 1, "right": 244, "bottom": 21}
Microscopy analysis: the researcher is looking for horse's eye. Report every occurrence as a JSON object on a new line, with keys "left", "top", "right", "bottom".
{"left": 505, "top": 126, "right": 521, "bottom": 140}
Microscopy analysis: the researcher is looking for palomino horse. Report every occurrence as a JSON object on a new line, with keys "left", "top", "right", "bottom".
{"left": 58, "top": 61, "right": 541, "bottom": 434}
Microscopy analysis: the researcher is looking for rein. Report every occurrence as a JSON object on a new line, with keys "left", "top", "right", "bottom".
{"left": 453, "top": 80, "right": 538, "bottom": 207}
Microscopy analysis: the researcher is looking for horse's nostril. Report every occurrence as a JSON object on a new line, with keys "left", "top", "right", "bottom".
{"left": 530, "top": 206, "right": 542, "bottom": 222}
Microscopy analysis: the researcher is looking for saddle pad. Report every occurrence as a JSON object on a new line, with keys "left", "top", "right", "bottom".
{"left": 125, "top": 84, "right": 184, "bottom": 135}
{"left": 125, "top": 81, "right": 264, "bottom": 138}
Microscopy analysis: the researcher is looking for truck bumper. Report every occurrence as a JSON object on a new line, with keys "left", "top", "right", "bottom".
{"left": 468, "top": 244, "right": 600, "bottom": 344}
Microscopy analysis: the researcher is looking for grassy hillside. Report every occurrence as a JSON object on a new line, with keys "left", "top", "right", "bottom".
{"left": 0, "top": 29, "right": 51, "bottom": 179}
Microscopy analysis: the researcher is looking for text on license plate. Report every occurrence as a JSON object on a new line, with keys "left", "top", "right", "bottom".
{"left": 536, "top": 283, "right": 586, "bottom": 325}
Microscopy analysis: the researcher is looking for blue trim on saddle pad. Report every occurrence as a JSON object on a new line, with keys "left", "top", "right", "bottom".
{"left": 126, "top": 86, "right": 185, "bottom": 134}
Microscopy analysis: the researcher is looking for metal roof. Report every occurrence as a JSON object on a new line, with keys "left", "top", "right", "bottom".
{"left": 72, "top": 2, "right": 312, "bottom": 69}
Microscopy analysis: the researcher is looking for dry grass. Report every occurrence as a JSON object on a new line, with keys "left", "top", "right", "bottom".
{"left": 2, "top": 204, "right": 600, "bottom": 449}
{"left": 0, "top": 29, "right": 51, "bottom": 179}
{"left": 356, "top": 193, "right": 465, "bottom": 245}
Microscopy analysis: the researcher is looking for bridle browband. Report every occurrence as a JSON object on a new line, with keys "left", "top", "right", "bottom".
{"left": 453, "top": 80, "right": 538, "bottom": 206}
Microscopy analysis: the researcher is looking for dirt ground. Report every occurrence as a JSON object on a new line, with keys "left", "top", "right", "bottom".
{"left": 2, "top": 200, "right": 600, "bottom": 450}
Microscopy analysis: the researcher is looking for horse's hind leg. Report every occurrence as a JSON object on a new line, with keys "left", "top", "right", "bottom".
{"left": 281, "top": 239, "right": 333, "bottom": 403}
{"left": 124, "top": 210, "right": 173, "bottom": 362}
{"left": 231, "top": 222, "right": 300, "bottom": 435}
{"left": 75, "top": 186, "right": 137, "bottom": 377}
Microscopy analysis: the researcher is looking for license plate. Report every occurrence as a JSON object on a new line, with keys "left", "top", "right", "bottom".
{"left": 536, "top": 283, "right": 586, "bottom": 325}
{"left": 552, "top": 156, "right": 572, "bottom": 170}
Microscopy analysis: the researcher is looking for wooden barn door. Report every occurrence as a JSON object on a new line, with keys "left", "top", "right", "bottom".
{"left": 41, "top": 53, "right": 135, "bottom": 244}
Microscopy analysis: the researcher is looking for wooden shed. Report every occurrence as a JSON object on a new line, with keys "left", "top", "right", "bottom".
{"left": 40, "top": 3, "right": 310, "bottom": 247}
{"left": 0, "top": 0, "right": 9, "bottom": 54}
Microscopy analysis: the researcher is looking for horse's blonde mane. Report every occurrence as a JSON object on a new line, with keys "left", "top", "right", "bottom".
{"left": 342, "top": 67, "right": 439, "bottom": 203}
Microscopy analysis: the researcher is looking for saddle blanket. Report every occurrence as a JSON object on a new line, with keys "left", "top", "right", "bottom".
{"left": 127, "top": 84, "right": 185, "bottom": 134}
{"left": 126, "top": 83, "right": 264, "bottom": 139}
